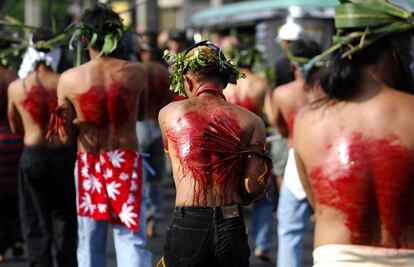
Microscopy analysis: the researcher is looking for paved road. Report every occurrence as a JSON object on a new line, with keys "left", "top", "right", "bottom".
{"left": 1, "top": 181, "right": 314, "bottom": 267}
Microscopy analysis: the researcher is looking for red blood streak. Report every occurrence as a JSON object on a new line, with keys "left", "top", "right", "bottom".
{"left": 78, "top": 84, "right": 137, "bottom": 129}
{"left": 226, "top": 92, "right": 259, "bottom": 115}
{"left": 166, "top": 110, "right": 243, "bottom": 205}
{"left": 309, "top": 133, "right": 414, "bottom": 248}
{"left": 21, "top": 86, "right": 57, "bottom": 129}
{"left": 286, "top": 110, "right": 298, "bottom": 145}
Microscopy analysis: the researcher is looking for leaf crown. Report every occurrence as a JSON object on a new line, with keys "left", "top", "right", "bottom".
{"left": 301, "top": 0, "right": 414, "bottom": 78}
{"left": 163, "top": 40, "right": 245, "bottom": 96}
{"left": 69, "top": 4, "right": 124, "bottom": 57}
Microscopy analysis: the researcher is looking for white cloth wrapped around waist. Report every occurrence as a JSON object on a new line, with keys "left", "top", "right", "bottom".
{"left": 283, "top": 148, "right": 306, "bottom": 200}
{"left": 313, "top": 244, "right": 414, "bottom": 267}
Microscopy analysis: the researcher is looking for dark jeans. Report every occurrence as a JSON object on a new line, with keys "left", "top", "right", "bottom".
{"left": 19, "top": 146, "right": 77, "bottom": 267}
{"left": 163, "top": 206, "right": 250, "bottom": 267}
{"left": 0, "top": 194, "right": 22, "bottom": 254}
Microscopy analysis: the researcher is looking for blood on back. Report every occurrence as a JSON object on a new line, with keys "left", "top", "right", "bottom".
{"left": 309, "top": 132, "right": 414, "bottom": 247}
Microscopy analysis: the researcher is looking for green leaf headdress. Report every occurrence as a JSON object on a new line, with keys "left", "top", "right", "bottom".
{"left": 163, "top": 40, "right": 245, "bottom": 96}
{"left": 69, "top": 4, "right": 124, "bottom": 58}
{"left": 302, "top": 0, "right": 414, "bottom": 80}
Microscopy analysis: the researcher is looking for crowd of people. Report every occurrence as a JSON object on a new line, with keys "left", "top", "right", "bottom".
{"left": 0, "top": 0, "right": 414, "bottom": 267}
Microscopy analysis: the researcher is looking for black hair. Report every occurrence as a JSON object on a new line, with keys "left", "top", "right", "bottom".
{"left": 81, "top": 4, "right": 123, "bottom": 51}
{"left": 290, "top": 38, "right": 322, "bottom": 61}
{"left": 318, "top": 35, "right": 393, "bottom": 100}
{"left": 32, "top": 27, "right": 54, "bottom": 53}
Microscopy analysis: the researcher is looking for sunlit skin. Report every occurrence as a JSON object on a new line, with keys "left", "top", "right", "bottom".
{"left": 224, "top": 68, "right": 271, "bottom": 118}
{"left": 270, "top": 78, "right": 312, "bottom": 147}
{"left": 294, "top": 51, "right": 414, "bottom": 249}
{"left": 56, "top": 49, "right": 147, "bottom": 153}
{"left": 0, "top": 65, "right": 17, "bottom": 127}
{"left": 7, "top": 64, "right": 63, "bottom": 147}
{"left": 159, "top": 72, "right": 268, "bottom": 207}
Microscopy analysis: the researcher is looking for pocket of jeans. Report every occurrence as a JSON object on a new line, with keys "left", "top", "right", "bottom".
{"left": 223, "top": 225, "right": 250, "bottom": 263}
{"left": 169, "top": 224, "right": 209, "bottom": 261}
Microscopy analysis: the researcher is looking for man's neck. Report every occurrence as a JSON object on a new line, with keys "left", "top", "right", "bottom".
{"left": 88, "top": 48, "right": 102, "bottom": 60}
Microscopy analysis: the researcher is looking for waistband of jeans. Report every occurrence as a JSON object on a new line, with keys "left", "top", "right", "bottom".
{"left": 173, "top": 205, "right": 243, "bottom": 219}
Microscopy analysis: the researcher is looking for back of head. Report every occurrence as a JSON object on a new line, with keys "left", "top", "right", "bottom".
{"left": 164, "top": 40, "right": 245, "bottom": 96}
{"left": 290, "top": 38, "right": 321, "bottom": 61}
{"left": 317, "top": 0, "right": 414, "bottom": 101}
{"left": 32, "top": 28, "right": 54, "bottom": 53}
{"left": 288, "top": 38, "right": 322, "bottom": 87}
{"left": 80, "top": 4, "right": 124, "bottom": 55}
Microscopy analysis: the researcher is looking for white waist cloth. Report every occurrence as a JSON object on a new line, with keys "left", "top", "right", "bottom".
{"left": 313, "top": 244, "right": 414, "bottom": 267}
{"left": 283, "top": 148, "right": 306, "bottom": 200}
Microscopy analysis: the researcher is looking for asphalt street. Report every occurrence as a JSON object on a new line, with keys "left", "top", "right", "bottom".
{"left": 1, "top": 180, "right": 314, "bottom": 267}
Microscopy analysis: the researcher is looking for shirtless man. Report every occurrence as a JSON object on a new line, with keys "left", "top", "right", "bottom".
{"left": 294, "top": 1, "right": 414, "bottom": 266}
{"left": 224, "top": 48, "right": 270, "bottom": 118}
{"left": 137, "top": 42, "right": 172, "bottom": 237}
{"left": 53, "top": 5, "right": 151, "bottom": 267}
{"left": 270, "top": 38, "right": 321, "bottom": 267}
{"left": 158, "top": 40, "right": 272, "bottom": 267}
{"left": 7, "top": 28, "right": 77, "bottom": 267}
{"left": 0, "top": 46, "right": 24, "bottom": 261}
{"left": 223, "top": 44, "right": 275, "bottom": 261}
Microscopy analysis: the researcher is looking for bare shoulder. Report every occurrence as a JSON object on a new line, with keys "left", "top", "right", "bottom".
{"left": 59, "top": 66, "right": 83, "bottom": 86}
{"left": 7, "top": 79, "right": 22, "bottom": 98}
{"left": 159, "top": 100, "right": 183, "bottom": 121}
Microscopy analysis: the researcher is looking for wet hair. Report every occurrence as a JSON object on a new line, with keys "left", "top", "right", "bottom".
{"left": 318, "top": 33, "right": 406, "bottom": 100}
{"left": 80, "top": 4, "right": 123, "bottom": 51}
{"left": 32, "top": 27, "right": 54, "bottom": 53}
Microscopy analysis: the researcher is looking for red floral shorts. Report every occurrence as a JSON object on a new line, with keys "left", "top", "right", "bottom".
{"left": 77, "top": 149, "right": 143, "bottom": 231}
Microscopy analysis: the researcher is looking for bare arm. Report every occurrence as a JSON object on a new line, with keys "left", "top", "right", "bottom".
{"left": 7, "top": 83, "right": 24, "bottom": 134}
{"left": 158, "top": 106, "right": 169, "bottom": 154}
{"left": 243, "top": 117, "right": 269, "bottom": 200}
{"left": 54, "top": 74, "right": 76, "bottom": 144}
{"left": 271, "top": 89, "right": 289, "bottom": 137}
{"left": 293, "top": 117, "right": 315, "bottom": 207}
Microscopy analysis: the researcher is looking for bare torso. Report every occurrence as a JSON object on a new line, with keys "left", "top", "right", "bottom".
{"left": 159, "top": 92, "right": 267, "bottom": 206}
{"left": 272, "top": 79, "right": 311, "bottom": 146}
{"left": 58, "top": 57, "right": 147, "bottom": 152}
{"left": 144, "top": 61, "right": 172, "bottom": 120}
{"left": 8, "top": 66, "right": 62, "bottom": 147}
{"left": 294, "top": 87, "right": 414, "bottom": 249}
{"left": 224, "top": 70, "right": 269, "bottom": 117}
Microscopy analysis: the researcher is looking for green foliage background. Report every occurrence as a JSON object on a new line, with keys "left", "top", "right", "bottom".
{"left": 0, "top": 0, "right": 72, "bottom": 33}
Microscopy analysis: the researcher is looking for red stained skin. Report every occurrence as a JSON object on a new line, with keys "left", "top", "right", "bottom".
{"left": 310, "top": 133, "right": 414, "bottom": 248}
{"left": 21, "top": 86, "right": 57, "bottom": 129}
{"left": 78, "top": 84, "right": 137, "bottom": 129}
{"left": 226, "top": 92, "right": 259, "bottom": 115}
{"left": 286, "top": 110, "right": 298, "bottom": 145}
{"left": 166, "top": 110, "right": 243, "bottom": 206}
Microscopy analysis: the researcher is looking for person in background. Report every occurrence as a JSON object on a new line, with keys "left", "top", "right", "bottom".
{"left": 223, "top": 41, "right": 275, "bottom": 262}
{"left": 49, "top": 5, "right": 151, "bottom": 267}
{"left": 270, "top": 38, "right": 321, "bottom": 267}
{"left": 0, "top": 37, "right": 24, "bottom": 262}
{"left": 8, "top": 28, "right": 77, "bottom": 267}
{"left": 137, "top": 39, "right": 173, "bottom": 238}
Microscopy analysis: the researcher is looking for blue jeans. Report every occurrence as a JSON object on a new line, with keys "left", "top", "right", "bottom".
{"left": 277, "top": 181, "right": 312, "bottom": 267}
{"left": 252, "top": 189, "right": 275, "bottom": 253}
{"left": 75, "top": 162, "right": 152, "bottom": 267}
{"left": 137, "top": 120, "right": 165, "bottom": 220}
